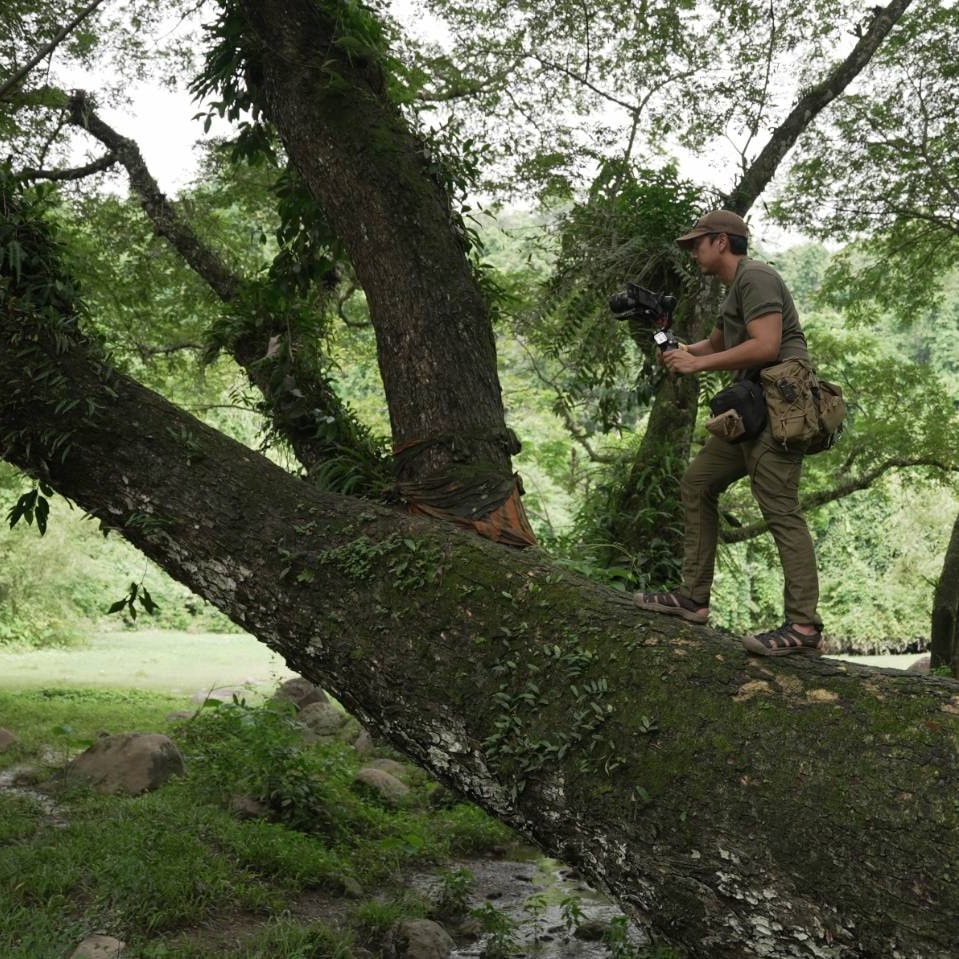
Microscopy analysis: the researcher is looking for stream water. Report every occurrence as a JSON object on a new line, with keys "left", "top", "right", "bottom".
{"left": 413, "top": 850, "right": 648, "bottom": 959}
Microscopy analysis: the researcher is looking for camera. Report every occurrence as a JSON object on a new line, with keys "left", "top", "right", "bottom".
{"left": 608, "top": 283, "right": 677, "bottom": 325}
{"left": 608, "top": 283, "right": 678, "bottom": 351}
{"left": 653, "top": 329, "right": 680, "bottom": 352}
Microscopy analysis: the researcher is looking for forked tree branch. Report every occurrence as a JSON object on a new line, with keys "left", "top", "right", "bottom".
{"left": 0, "top": 0, "right": 112, "bottom": 102}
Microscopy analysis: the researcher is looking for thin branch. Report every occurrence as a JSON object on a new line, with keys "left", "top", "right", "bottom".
{"left": 523, "top": 52, "right": 639, "bottom": 114}
{"left": 66, "top": 90, "right": 242, "bottom": 302}
{"left": 135, "top": 340, "right": 205, "bottom": 360}
{"left": 738, "top": 0, "right": 778, "bottom": 168}
{"left": 20, "top": 151, "right": 117, "bottom": 181}
{"left": 0, "top": 0, "right": 112, "bottom": 102}
{"left": 722, "top": 456, "right": 958, "bottom": 543}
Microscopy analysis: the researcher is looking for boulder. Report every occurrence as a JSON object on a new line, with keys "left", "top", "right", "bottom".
{"left": 367, "top": 757, "right": 414, "bottom": 782}
{"left": 354, "top": 766, "right": 410, "bottom": 807}
{"left": 573, "top": 918, "right": 610, "bottom": 941}
{"left": 274, "top": 676, "right": 328, "bottom": 711}
{"left": 67, "top": 733, "right": 184, "bottom": 795}
{"left": 228, "top": 793, "right": 270, "bottom": 821}
{"left": 907, "top": 654, "right": 931, "bottom": 673}
{"left": 69, "top": 934, "right": 125, "bottom": 958}
{"left": 387, "top": 919, "right": 454, "bottom": 959}
{"left": 297, "top": 702, "right": 361, "bottom": 744}
{"left": 297, "top": 701, "right": 347, "bottom": 738}
{"left": 352, "top": 727, "right": 375, "bottom": 756}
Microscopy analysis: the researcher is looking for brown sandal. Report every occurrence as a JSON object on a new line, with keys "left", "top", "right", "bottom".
{"left": 741, "top": 622, "right": 823, "bottom": 656}
{"left": 634, "top": 590, "right": 709, "bottom": 625}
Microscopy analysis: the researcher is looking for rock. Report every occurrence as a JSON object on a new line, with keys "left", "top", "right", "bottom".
{"left": 0, "top": 728, "right": 19, "bottom": 753}
{"left": 336, "top": 715, "right": 363, "bottom": 745}
{"left": 297, "top": 701, "right": 348, "bottom": 738}
{"left": 69, "top": 934, "right": 125, "bottom": 958}
{"left": 388, "top": 919, "right": 454, "bottom": 959}
{"left": 456, "top": 917, "right": 484, "bottom": 940}
{"left": 339, "top": 875, "right": 365, "bottom": 899}
{"left": 191, "top": 685, "right": 249, "bottom": 705}
{"left": 67, "top": 733, "right": 185, "bottom": 795}
{"left": 165, "top": 710, "right": 195, "bottom": 723}
{"left": 354, "top": 766, "right": 410, "bottom": 806}
{"left": 907, "top": 655, "right": 930, "bottom": 673}
{"left": 296, "top": 702, "right": 362, "bottom": 745}
{"left": 228, "top": 794, "right": 270, "bottom": 821}
{"left": 274, "top": 676, "right": 328, "bottom": 711}
{"left": 367, "top": 757, "right": 413, "bottom": 781}
{"left": 352, "top": 727, "right": 375, "bottom": 756}
{"left": 573, "top": 918, "right": 609, "bottom": 942}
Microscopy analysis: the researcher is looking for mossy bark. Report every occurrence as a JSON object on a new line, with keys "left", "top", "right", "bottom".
{"left": 2, "top": 316, "right": 958, "bottom": 959}
{"left": 931, "top": 512, "right": 959, "bottom": 676}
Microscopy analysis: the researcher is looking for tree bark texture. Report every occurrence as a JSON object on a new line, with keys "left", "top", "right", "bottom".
{"left": 235, "top": 0, "right": 516, "bottom": 483}
{"left": 3, "top": 310, "right": 958, "bottom": 959}
{"left": 931, "top": 512, "right": 959, "bottom": 676}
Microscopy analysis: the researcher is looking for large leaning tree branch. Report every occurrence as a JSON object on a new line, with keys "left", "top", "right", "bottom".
{"left": 725, "top": 0, "right": 915, "bottom": 214}
{"left": 2, "top": 251, "right": 958, "bottom": 958}
{"left": 62, "top": 90, "right": 386, "bottom": 482}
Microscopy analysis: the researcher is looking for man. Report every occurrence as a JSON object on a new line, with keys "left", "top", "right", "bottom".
{"left": 634, "top": 210, "right": 824, "bottom": 656}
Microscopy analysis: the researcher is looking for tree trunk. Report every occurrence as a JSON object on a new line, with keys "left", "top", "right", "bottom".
{"left": 931, "top": 510, "right": 959, "bottom": 676}
{"left": 2, "top": 301, "right": 958, "bottom": 959}
{"left": 235, "top": 0, "right": 516, "bottom": 484}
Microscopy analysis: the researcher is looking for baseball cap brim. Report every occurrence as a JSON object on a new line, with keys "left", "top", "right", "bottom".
{"left": 675, "top": 227, "right": 714, "bottom": 247}
{"left": 675, "top": 210, "right": 749, "bottom": 248}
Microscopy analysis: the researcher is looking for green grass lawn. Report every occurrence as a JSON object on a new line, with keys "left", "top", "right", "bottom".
{"left": 0, "top": 629, "right": 295, "bottom": 694}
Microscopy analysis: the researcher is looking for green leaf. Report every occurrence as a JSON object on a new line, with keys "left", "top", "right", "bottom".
{"left": 138, "top": 588, "right": 160, "bottom": 614}
{"left": 7, "top": 489, "right": 37, "bottom": 529}
{"left": 34, "top": 495, "right": 49, "bottom": 536}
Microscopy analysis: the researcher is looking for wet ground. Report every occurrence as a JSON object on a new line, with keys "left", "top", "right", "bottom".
{"left": 412, "top": 850, "right": 648, "bottom": 958}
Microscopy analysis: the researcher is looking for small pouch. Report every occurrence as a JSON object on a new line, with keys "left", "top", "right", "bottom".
{"left": 806, "top": 378, "right": 847, "bottom": 453}
{"left": 706, "top": 408, "right": 746, "bottom": 441}
{"left": 707, "top": 379, "right": 766, "bottom": 443}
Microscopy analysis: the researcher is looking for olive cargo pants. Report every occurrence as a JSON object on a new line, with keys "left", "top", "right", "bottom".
{"left": 678, "top": 431, "right": 822, "bottom": 628}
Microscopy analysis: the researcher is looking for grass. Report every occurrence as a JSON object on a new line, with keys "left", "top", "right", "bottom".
{"left": 0, "top": 629, "right": 294, "bottom": 694}
{"left": 0, "top": 685, "right": 516, "bottom": 959}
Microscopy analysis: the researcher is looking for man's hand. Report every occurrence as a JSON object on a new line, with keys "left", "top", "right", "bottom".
{"left": 662, "top": 348, "right": 701, "bottom": 374}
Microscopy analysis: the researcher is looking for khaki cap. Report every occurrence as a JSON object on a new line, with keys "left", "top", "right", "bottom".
{"left": 676, "top": 210, "right": 749, "bottom": 248}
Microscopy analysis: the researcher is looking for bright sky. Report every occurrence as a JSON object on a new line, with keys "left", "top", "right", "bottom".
{"left": 62, "top": 0, "right": 806, "bottom": 250}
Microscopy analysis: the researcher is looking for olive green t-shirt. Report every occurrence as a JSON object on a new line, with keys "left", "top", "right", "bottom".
{"left": 717, "top": 257, "right": 809, "bottom": 380}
